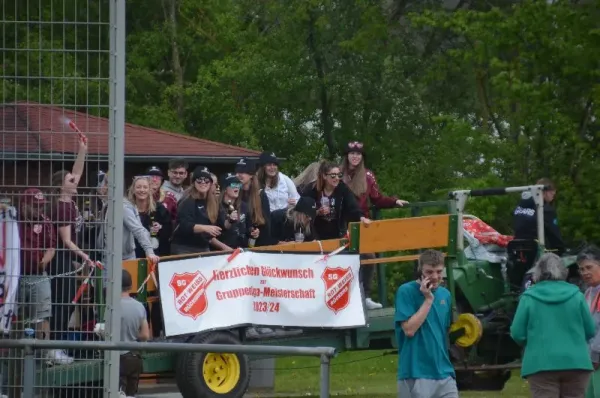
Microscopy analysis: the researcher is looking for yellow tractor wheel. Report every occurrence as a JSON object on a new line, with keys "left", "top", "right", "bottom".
{"left": 450, "top": 313, "right": 483, "bottom": 348}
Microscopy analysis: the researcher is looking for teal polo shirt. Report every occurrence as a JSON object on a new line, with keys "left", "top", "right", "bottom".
{"left": 394, "top": 281, "right": 455, "bottom": 380}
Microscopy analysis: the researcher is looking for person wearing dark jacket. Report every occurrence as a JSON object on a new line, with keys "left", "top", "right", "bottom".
{"left": 513, "top": 178, "right": 565, "bottom": 255}
{"left": 235, "top": 157, "right": 274, "bottom": 247}
{"left": 301, "top": 160, "right": 371, "bottom": 240}
{"left": 172, "top": 166, "right": 227, "bottom": 254}
{"left": 272, "top": 196, "right": 317, "bottom": 243}
{"left": 219, "top": 173, "right": 252, "bottom": 249}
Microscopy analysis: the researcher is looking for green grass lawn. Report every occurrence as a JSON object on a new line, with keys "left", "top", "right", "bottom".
{"left": 271, "top": 350, "right": 529, "bottom": 397}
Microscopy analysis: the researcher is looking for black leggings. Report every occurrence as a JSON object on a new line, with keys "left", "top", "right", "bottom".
{"left": 49, "top": 252, "right": 77, "bottom": 340}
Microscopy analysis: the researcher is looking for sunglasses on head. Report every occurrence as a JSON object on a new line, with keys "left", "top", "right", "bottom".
{"left": 348, "top": 141, "right": 363, "bottom": 149}
{"left": 195, "top": 177, "right": 212, "bottom": 184}
{"left": 327, "top": 172, "right": 343, "bottom": 179}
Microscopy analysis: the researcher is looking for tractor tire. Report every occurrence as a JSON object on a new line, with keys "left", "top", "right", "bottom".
{"left": 456, "top": 369, "right": 512, "bottom": 391}
{"left": 175, "top": 331, "right": 251, "bottom": 398}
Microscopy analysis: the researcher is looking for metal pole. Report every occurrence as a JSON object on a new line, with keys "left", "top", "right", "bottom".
{"left": 105, "top": 0, "right": 126, "bottom": 395}
{"left": 0, "top": 339, "right": 337, "bottom": 357}
{"left": 22, "top": 346, "right": 34, "bottom": 398}
{"left": 319, "top": 354, "right": 331, "bottom": 398}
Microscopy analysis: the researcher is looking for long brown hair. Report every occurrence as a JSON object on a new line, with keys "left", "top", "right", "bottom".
{"left": 50, "top": 170, "right": 70, "bottom": 210}
{"left": 316, "top": 160, "right": 339, "bottom": 193}
{"left": 257, "top": 166, "right": 279, "bottom": 189}
{"left": 341, "top": 156, "right": 367, "bottom": 196}
{"left": 247, "top": 177, "right": 266, "bottom": 225}
{"left": 183, "top": 182, "right": 220, "bottom": 224}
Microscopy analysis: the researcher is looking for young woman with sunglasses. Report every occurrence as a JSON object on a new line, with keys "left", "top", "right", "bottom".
{"left": 219, "top": 173, "right": 252, "bottom": 249}
{"left": 235, "top": 157, "right": 274, "bottom": 247}
{"left": 172, "top": 166, "right": 228, "bottom": 254}
{"left": 341, "top": 141, "right": 409, "bottom": 310}
{"left": 301, "top": 160, "right": 370, "bottom": 240}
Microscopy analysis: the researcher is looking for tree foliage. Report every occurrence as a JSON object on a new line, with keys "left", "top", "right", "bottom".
{"left": 4, "top": 0, "right": 600, "bottom": 297}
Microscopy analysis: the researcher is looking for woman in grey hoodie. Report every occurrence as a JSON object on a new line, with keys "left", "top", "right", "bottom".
{"left": 97, "top": 177, "right": 160, "bottom": 264}
{"left": 123, "top": 177, "right": 160, "bottom": 263}
{"left": 578, "top": 245, "right": 600, "bottom": 398}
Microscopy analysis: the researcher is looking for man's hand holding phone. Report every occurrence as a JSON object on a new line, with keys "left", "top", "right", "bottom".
{"left": 419, "top": 277, "right": 434, "bottom": 301}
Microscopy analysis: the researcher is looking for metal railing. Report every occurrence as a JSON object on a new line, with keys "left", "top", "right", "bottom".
{"left": 0, "top": 338, "right": 336, "bottom": 398}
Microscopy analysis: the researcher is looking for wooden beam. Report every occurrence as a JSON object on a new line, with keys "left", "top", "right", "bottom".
{"left": 360, "top": 253, "right": 447, "bottom": 265}
{"left": 356, "top": 215, "right": 450, "bottom": 254}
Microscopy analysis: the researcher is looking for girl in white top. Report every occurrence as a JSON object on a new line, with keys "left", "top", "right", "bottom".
{"left": 256, "top": 151, "right": 300, "bottom": 212}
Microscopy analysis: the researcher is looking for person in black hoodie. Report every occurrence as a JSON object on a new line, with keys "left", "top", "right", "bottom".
{"left": 219, "top": 173, "right": 252, "bottom": 248}
{"left": 235, "top": 157, "right": 274, "bottom": 247}
{"left": 172, "top": 166, "right": 229, "bottom": 254}
{"left": 513, "top": 178, "right": 565, "bottom": 255}
{"left": 273, "top": 196, "right": 317, "bottom": 243}
{"left": 301, "top": 160, "right": 371, "bottom": 240}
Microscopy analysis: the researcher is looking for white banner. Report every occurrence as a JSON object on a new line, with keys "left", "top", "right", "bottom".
{"left": 158, "top": 251, "right": 366, "bottom": 337}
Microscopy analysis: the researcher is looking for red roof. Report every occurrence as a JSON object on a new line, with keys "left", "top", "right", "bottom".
{"left": 0, "top": 102, "right": 260, "bottom": 160}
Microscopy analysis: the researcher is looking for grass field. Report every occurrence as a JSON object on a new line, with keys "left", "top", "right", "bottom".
{"left": 273, "top": 350, "right": 529, "bottom": 397}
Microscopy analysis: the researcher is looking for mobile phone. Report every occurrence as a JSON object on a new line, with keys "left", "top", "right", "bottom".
{"left": 418, "top": 271, "right": 432, "bottom": 289}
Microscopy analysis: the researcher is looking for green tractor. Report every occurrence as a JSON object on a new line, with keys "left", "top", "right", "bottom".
{"left": 445, "top": 184, "right": 579, "bottom": 390}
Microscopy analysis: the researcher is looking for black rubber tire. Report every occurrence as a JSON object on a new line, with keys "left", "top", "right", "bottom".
{"left": 175, "top": 331, "right": 251, "bottom": 398}
{"left": 456, "top": 369, "right": 512, "bottom": 391}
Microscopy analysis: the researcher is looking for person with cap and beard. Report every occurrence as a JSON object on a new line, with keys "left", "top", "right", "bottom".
{"left": 218, "top": 173, "right": 252, "bottom": 248}
{"left": 272, "top": 196, "right": 317, "bottom": 244}
{"left": 172, "top": 165, "right": 231, "bottom": 254}
{"left": 235, "top": 157, "right": 275, "bottom": 247}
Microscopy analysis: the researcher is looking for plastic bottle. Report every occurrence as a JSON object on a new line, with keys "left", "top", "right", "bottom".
{"left": 82, "top": 200, "right": 91, "bottom": 221}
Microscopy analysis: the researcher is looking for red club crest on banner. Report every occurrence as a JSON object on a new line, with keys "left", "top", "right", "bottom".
{"left": 321, "top": 267, "right": 354, "bottom": 314}
{"left": 169, "top": 271, "right": 208, "bottom": 320}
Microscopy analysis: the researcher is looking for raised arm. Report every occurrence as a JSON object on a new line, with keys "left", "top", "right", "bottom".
{"left": 71, "top": 139, "right": 88, "bottom": 186}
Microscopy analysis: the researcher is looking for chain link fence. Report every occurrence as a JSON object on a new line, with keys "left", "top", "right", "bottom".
{"left": 1, "top": 0, "right": 125, "bottom": 396}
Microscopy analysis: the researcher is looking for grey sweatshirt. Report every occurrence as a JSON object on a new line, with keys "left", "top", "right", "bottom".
{"left": 123, "top": 199, "right": 155, "bottom": 260}
{"left": 585, "top": 286, "right": 600, "bottom": 363}
{"left": 95, "top": 199, "right": 156, "bottom": 261}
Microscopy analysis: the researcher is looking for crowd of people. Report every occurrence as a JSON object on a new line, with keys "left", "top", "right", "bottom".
{"left": 14, "top": 138, "right": 409, "bottom": 396}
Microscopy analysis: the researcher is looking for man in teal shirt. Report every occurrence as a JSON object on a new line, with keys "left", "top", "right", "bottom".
{"left": 395, "top": 249, "right": 458, "bottom": 398}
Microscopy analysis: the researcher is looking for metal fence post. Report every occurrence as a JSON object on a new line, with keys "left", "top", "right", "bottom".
{"left": 104, "top": 0, "right": 127, "bottom": 395}
{"left": 319, "top": 353, "right": 331, "bottom": 398}
{"left": 22, "top": 345, "right": 34, "bottom": 398}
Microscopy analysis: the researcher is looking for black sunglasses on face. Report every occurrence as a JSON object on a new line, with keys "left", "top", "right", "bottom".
{"left": 195, "top": 177, "right": 212, "bottom": 184}
{"left": 327, "top": 172, "right": 343, "bottom": 179}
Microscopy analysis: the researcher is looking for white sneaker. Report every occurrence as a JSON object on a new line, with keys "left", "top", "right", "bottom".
{"left": 365, "top": 298, "right": 383, "bottom": 310}
{"left": 46, "top": 349, "right": 74, "bottom": 365}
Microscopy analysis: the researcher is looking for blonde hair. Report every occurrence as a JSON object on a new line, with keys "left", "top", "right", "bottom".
{"left": 293, "top": 162, "right": 320, "bottom": 190}
{"left": 341, "top": 155, "right": 367, "bottom": 197}
{"left": 286, "top": 207, "right": 312, "bottom": 236}
{"left": 127, "top": 177, "right": 157, "bottom": 213}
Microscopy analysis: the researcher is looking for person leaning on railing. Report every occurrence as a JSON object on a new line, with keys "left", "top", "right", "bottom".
{"left": 340, "top": 141, "right": 409, "bottom": 310}
{"left": 171, "top": 166, "right": 230, "bottom": 254}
